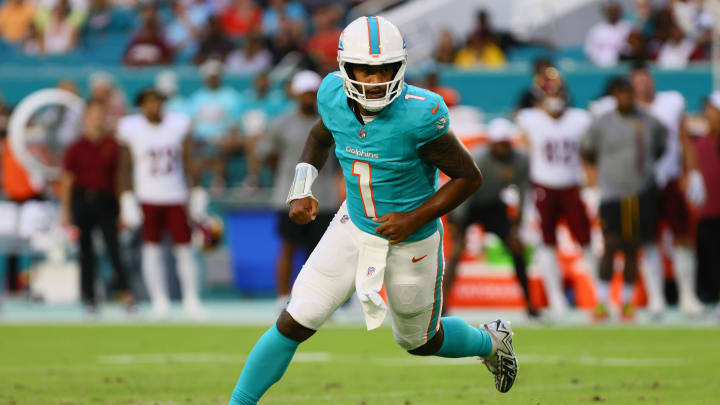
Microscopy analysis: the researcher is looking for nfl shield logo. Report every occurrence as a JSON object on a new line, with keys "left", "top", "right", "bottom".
{"left": 340, "top": 214, "right": 349, "bottom": 224}
{"left": 367, "top": 266, "right": 376, "bottom": 277}
{"left": 358, "top": 128, "right": 366, "bottom": 138}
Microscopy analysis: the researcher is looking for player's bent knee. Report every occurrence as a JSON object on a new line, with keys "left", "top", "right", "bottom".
{"left": 276, "top": 310, "right": 316, "bottom": 343}
{"left": 392, "top": 322, "right": 435, "bottom": 351}
{"left": 407, "top": 325, "right": 444, "bottom": 356}
{"left": 285, "top": 300, "right": 330, "bottom": 332}
{"left": 285, "top": 290, "right": 340, "bottom": 332}
{"left": 391, "top": 310, "right": 437, "bottom": 351}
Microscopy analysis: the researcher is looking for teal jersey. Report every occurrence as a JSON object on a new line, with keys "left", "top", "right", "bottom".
{"left": 165, "top": 96, "right": 189, "bottom": 115}
{"left": 317, "top": 72, "right": 450, "bottom": 242}
{"left": 188, "top": 86, "right": 242, "bottom": 140}
{"left": 238, "top": 88, "right": 290, "bottom": 120}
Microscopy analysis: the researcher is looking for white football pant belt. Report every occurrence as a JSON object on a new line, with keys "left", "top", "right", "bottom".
{"left": 354, "top": 229, "right": 390, "bottom": 331}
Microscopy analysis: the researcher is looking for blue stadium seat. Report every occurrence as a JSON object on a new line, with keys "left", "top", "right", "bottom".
{"left": 555, "top": 46, "right": 587, "bottom": 62}
{"left": 83, "top": 32, "right": 129, "bottom": 65}
{"left": 505, "top": 46, "right": 553, "bottom": 63}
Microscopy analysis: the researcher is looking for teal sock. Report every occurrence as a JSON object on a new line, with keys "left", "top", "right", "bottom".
{"left": 434, "top": 317, "right": 493, "bottom": 358}
{"left": 229, "top": 325, "right": 300, "bottom": 405}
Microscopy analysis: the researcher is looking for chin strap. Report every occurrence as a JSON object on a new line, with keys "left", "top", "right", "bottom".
{"left": 286, "top": 162, "right": 319, "bottom": 204}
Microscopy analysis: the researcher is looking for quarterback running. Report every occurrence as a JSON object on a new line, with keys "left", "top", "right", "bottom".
{"left": 227, "top": 16, "right": 518, "bottom": 404}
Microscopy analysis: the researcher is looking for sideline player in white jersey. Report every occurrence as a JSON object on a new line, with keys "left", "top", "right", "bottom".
{"left": 629, "top": 66, "right": 705, "bottom": 316}
{"left": 118, "top": 88, "right": 206, "bottom": 319}
{"left": 227, "top": 17, "right": 518, "bottom": 405}
{"left": 516, "top": 71, "right": 595, "bottom": 318}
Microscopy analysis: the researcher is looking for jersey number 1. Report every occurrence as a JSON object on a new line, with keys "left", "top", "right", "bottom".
{"left": 352, "top": 161, "right": 377, "bottom": 218}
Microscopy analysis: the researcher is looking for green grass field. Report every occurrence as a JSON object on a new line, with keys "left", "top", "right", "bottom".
{"left": 1, "top": 324, "right": 719, "bottom": 405}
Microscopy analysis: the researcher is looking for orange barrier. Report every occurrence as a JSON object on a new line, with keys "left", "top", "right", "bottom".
{"left": 444, "top": 219, "right": 659, "bottom": 311}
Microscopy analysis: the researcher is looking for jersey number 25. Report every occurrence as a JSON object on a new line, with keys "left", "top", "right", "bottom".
{"left": 352, "top": 161, "right": 377, "bottom": 218}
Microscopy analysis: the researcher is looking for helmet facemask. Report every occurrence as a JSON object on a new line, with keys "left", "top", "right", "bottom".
{"left": 339, "top": 60, "right": 406, "bottom": 112}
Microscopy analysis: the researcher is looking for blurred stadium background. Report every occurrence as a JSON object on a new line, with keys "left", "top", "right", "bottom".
{"left": 1, "top": 0, "right": 720, "bottom": 322}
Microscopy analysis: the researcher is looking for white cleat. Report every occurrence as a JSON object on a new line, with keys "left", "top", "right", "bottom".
{"left": 647, "top": 299, "right": 667, "bottom": 320}
{"left": 183, "top": 300, "right": 206, "bottom": 321}
{"left": 481, "top": 319, "right": 518, "bottom": 393}
{"left": 679, "top": 295, "right": 704, "bottom": 317}
{"left": 152, "top": 299, "right": 170, "bottom": 320}
{"left": 545, "top": 305, "right": 568, "bottom": 322}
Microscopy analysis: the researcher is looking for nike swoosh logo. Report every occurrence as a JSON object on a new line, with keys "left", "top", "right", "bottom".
{"left": 431, "top": 102, "right": 440, "bottom": 114}
{"left": 412, "top": 255, "right": 428, "bottom": 263}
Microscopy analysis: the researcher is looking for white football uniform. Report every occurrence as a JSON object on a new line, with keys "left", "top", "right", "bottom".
{"left": 516, "top": 108, "right": 592, "bottom": 188}
{"left": 117, "top": 113, "right": 191, "bottom": 205}
{"left": 646, "top": 91, "right": 685, "bottom": 187}
{"left": 287, "top": 202, "right": 444, "bottom": 350}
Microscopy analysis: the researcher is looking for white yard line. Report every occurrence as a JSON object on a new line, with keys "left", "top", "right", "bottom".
{"left": 0, "top": 351, "right": 682, "bottom": 374}
{"left": 96, "top": 351, "right": 683, "bottom": 368}
{"left": 97, "top": 352, "right": 332, "bottom": 365}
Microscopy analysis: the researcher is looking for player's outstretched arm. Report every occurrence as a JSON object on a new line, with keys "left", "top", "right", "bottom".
{"left": 374, "top": 131, "right": 482, "bottom": 244}
{"left": 288, "top": 119, "right": 335, "bottom": 224}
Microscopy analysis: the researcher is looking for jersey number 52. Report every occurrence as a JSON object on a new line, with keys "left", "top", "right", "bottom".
{"left": 352, "top": 161, "right": 377, "bottom": 218}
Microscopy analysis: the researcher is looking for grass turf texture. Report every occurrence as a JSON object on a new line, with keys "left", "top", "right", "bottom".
{"left": 1, "top": 324, "right": 718, "bottom": 405}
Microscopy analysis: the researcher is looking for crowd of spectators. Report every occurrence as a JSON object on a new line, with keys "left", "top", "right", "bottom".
{"left": 429, "top": 0, "right": 717, "bottom": 70}
{"left": 3, "top": 0, "right": 717, "bottom": 71}
{"left": 433, "top": 10, "right": 512, "bottom": 70}
{"left": 0, "top": 0, "right": 353, "bottom": 74}
{"left": 584, "top": 0, "right": 715, "bottom": 69}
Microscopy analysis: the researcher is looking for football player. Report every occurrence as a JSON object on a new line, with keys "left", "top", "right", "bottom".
{"left": 516, "top": 71, "right": 595, "bottom": 318}
{"left": 587, "top": 66, "right": 706, "bottom": 316}
{"left": 630, "top": 66, "right": 705, "bottom": 316}
{"left": 582, "top": 79, "right": 667, "bottom": 321}
{"left": 117, "top": 88, "right": 207, "bottom": 319}
{"left": 445, "top": 118, "right": 537, "bottom": 319}
{"left": 227, "top": 17, "right": 518, "bottom": 405}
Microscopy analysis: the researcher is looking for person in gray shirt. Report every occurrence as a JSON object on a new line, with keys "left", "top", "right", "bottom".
{"left": 582, "top": 78, "right": 666, "bottom": 320}
{"left": 445, "top": 118, "right": 537, "bottom": 318}
{"left": 255, "top": 71, "right": 341, "bottom": 308}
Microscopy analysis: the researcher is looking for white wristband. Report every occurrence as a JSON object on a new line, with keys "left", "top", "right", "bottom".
{"left": 120, "top": 191, "right": 143, "bottom": 229}
{"left": 286, "top": 163, "right": 319, "bottom": 204}
{"left": 686, "top": 169, "right": 707, "bottom": 207}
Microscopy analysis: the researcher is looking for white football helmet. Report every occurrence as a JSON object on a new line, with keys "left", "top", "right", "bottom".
{"left": 337, "top": 16, "right": 407, "bottom": 112}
